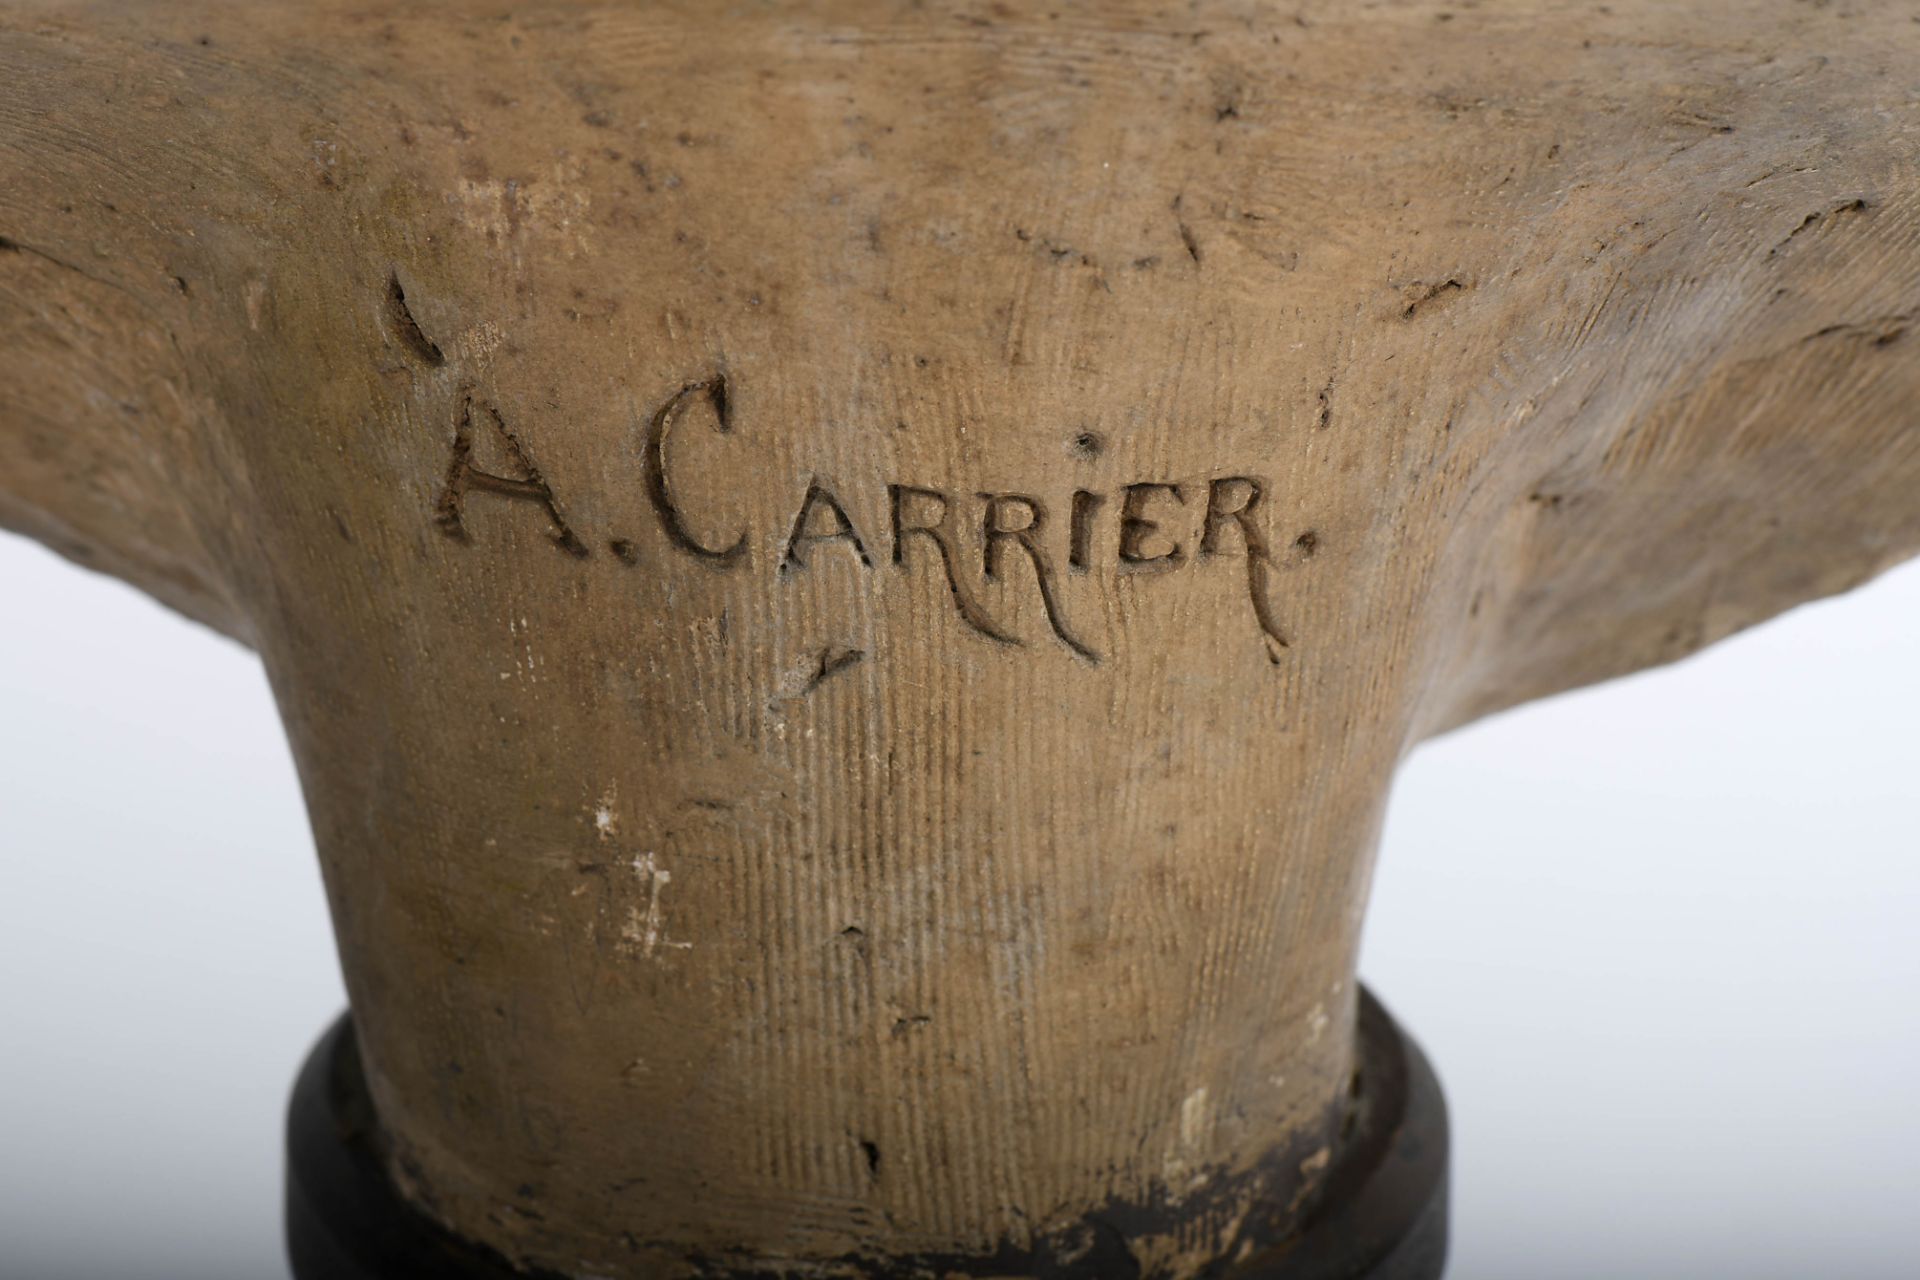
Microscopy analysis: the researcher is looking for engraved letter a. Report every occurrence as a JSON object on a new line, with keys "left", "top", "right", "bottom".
{"left": 434, "top": 393, "right": 587, "bottom": 557}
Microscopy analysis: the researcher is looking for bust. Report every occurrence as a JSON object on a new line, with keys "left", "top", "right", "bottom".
{"left": 2, "top": 3, "right": 1916, "bottom": 1276}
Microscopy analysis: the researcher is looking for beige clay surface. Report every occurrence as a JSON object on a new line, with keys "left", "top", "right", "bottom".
{"left": 2, "top": 2, "right": 1918, "bottom": 1275}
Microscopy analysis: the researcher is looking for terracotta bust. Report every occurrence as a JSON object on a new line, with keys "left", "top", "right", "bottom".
{"left": 2, "top": 2, "right": 1915, "bottom": 1276}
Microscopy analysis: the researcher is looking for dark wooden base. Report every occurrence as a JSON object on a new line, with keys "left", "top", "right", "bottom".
{"left": 285, "top": 988, "right": 1447, "bottom": 1279}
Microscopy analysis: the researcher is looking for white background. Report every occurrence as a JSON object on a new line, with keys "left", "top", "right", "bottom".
{"left": 1, "top": 532, "right": 1915, "bottom": 1280}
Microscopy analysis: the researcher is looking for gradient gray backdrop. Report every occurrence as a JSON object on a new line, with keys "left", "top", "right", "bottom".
{"left": 2, "top": 533, "right": 1915, "bottom": 1280}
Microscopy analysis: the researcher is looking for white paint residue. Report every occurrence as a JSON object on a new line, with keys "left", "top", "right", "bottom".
{"left": 591, "top": 787, "right": 618, "bottom": 840}
{"left": 1178, "top": 1086, "right": 1212, "bottom": 1148}
{"left": 310, "top": 137, "right": 340, "bottom": 185}
{"left": 506, "top": 615, "right": 541, "bottom": 683}
{"left": 623, "top": 851, "right": 692, "bottom": 958}
{"left": 448, "top": 163, "right": 593, "bottom": 259}
{"left": 1162, "top": 1084, "right": 1216, "bottom": 1195}
{"left": 1306, "top": 1003, "right": 1330, "bottom": 1043}
{"left": 463, "top": 318, "right": 505, "bottom": 362}
{"left": 243, "top": 277, "right": 268, "bottom": 330}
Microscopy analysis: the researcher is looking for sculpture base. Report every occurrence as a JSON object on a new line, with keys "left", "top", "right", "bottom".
{"left": 285, "top": 988, "right": 1447, "bottom": 1280}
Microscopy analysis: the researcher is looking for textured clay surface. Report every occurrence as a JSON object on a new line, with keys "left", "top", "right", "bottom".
{"left": 2, "top": 2, "right": 1917, "bottom": 1275}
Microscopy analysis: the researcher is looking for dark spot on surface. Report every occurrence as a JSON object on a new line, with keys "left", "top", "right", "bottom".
{"left": 609, "top": 538, "right": 638, "bottom": 564}
{"left": 1770, "top": 198, "right": 1869, "bottom": 257}
{"left": 1071, "top": 431, "right": 1104, "bottom": 458}
{"left": 1169, "top": 193, "right": 1202, "bottom": 264}
{"left": 1400, "top": 278, "right": 1467, "bottom": 319}
{"left": 385, "top": 271, "right": 446, "bottom": 366}
{"left": 859, "top": 1139, "right": 881, "bottom": 1179}
{"left": 803, "top": 645, "right": 865, "bottom": 694}
{"left": 1177, "top": 221, "right": 1202, "bottom": 264}
{"left": 1294, "top": 530, "right": 1318, "bottom": 555}
{"left": 1804, "top": 313, "right": 1910, "bottom": 347}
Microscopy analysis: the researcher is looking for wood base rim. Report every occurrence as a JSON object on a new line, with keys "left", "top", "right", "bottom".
{"left": 284, "top": 989, "right": 1447, "bottom": 1280}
